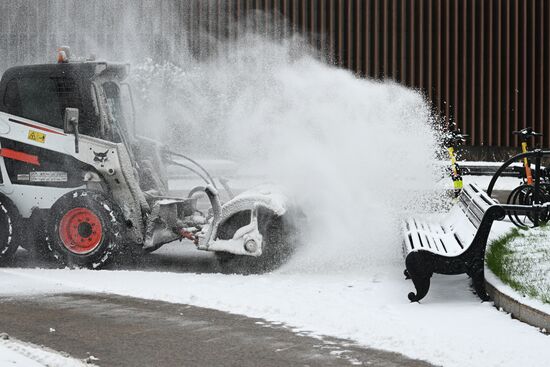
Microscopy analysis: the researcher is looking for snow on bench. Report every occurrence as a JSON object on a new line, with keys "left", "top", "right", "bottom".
{"left": 403, "top": 183, "right": 505, "bottom": 302}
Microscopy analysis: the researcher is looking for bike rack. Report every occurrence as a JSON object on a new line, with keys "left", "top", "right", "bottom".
{"left": 486, "top": 149, "right": 550, "bottom": 227}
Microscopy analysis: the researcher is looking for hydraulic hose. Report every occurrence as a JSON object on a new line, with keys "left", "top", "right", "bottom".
{"left": 164, "top": 159, "right": 211, "bottom": 186}
{"left": 166, "top": 150, "right": 218, "bottom": 189}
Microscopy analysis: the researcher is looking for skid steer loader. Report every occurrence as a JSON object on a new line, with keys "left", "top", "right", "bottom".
{"left": 0, "top": 47, "right": 298, "bottom": 273}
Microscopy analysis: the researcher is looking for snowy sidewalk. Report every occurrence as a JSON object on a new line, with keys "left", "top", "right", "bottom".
{"left": 1, "top": 262, "right": 549, "bottom": 367}
{"left": 0, "top": 335, "right": 93, "bottom": 367}
{"left": 0, "top": 292, "right": 430, "bottom": 367}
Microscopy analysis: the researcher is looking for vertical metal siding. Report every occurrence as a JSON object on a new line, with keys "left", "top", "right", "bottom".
{"left": 237, "top": 0, "right": 550, "bottom": 148}
{"left": 1, "top": 0, "right": 549, "bottom": 148}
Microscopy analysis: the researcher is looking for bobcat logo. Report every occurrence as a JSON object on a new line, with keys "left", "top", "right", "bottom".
{"left": 93, "top": 150, "right": 109, "bottom": 163}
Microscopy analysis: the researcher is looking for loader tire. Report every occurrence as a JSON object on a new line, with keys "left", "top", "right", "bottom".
{"left": 46, "top": 190, "right": 125, "bottom": 269}
{"left": 20, "top": 216, "right": 56, "bottom": 264}
{"left": 0, "top": 196, "right": 21, "bottom": 266}
{"left": 216, "top": 214, "right": 295, "bottom": 275}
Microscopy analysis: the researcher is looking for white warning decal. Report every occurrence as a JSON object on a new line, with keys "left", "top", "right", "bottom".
{"left": 30, "top": 171, "right": 68, "bottom": 182}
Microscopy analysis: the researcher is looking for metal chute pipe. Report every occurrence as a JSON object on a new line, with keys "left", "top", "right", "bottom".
{"left": 197, "top": 185, "right": 222, "bottom": 250}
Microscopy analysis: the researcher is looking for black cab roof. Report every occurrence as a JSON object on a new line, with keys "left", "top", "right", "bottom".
{"left": 0, "top": 62, "right": 129, "bottom": 83}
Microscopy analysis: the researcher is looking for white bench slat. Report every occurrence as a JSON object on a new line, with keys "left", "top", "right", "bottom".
{"left": 427, "top": 222, "right": 445, "bottom": 235}
{"left": 404, "top": 183, "right": 497, "bottom": 258}
{"left": 408, "top": 226, "right": 422, "bottom": 250}
{"left": 404, "top": 228, "right": 466, "bottom": 256}
{"left": 417, "top": 222, "right": 439, "bottom": 251}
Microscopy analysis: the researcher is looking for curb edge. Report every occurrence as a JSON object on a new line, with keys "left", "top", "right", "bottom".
{"left": 485, "top": 267, "right": 550, "bottom": 331}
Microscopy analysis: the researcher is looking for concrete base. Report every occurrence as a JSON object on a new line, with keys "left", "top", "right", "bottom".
{"left": 485, "top": 268, "right": 550, "bottom": 332}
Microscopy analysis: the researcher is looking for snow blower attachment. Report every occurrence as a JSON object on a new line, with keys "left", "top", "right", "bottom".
{"left": 0, "top": 49, "right": 299, "bottom": 272}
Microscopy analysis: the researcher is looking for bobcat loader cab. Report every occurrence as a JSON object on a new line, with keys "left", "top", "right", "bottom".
{"left": 0, "top": 48, "right": 296, "bottom": 272}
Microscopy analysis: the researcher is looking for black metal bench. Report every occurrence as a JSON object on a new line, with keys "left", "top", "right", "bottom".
{"left": 403, "top": 150, "right": 550, "bottom": 302}
{"left": 403, "top": 183, "right": 506, "bottom": 302}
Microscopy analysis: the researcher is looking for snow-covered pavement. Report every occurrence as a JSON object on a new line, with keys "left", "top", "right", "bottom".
{"left": 1, "top": 247, "right": 548, "bottom": 367}
{"left": 0, "top": 335, "right": 93, "bottom": 367}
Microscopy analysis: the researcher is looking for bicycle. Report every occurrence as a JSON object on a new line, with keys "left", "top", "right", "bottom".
{"left": 506, "top": 127, "right": 550, "bottom": 227}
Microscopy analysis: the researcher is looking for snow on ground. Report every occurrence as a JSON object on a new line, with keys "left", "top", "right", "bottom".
{"left": 0, "top": 335, "right": 93, "bottom": 367}
{"left": 488, "top": 226, "right": 550, "bottom": 304}
{"left": 1, "top": 251, "right": 549, "bottom": 367}
{"left": 0, "top": 174, "right": 543, "bottom": 367}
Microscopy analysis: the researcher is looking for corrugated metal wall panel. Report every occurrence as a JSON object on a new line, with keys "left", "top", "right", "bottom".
{"left": 1, "top": 0, "right": 549, "bottom": 148}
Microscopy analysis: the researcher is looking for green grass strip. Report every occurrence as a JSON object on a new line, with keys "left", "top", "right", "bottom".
{"left": 486, "top": 226, "right": 550, "bottom": 305}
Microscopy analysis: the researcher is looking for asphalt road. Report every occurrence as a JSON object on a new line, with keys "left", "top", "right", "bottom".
{"left": 0, "top": 293, "right": 434, "bottom": 367}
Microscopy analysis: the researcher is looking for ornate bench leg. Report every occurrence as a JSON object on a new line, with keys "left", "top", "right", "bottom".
{"left": 405, "top": 251, "right": 434, "bottom": 302}
{"left": 468, "top": 262, "right": 490, "bottom": 301}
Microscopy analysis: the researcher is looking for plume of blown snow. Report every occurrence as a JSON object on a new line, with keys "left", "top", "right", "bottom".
{"left": 131, "top": 33, "right": 443, "bottom": 273}
{"left": 6, "top": 2, "right": 444, "bottom": 272}
{"left": 133, "top": 35, "right": 444, "bottom": 271}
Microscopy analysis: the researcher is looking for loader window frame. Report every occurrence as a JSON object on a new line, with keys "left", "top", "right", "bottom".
{"left": 101, "top": 81, "right": 133, "bottom": 142}
{"left": 102, "top": 82, "right": 126, "bottom": 127}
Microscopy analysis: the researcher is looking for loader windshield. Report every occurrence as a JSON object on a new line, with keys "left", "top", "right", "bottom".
{"left": 102, "top": 81, "right": 133, "bottom": 141}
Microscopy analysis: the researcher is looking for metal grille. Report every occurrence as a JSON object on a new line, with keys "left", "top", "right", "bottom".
{"left": 1, "top": 0, "right": 549, "bottom": 148}
{"left": 53, "top": 77, "right": 81, "bottom": 111}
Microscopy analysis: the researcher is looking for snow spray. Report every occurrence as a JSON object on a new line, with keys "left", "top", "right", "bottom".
{"left": 131, "top": 32, "right": 443, "bottom": 273}
{"left": 26, "top": 4, "right": 443, "bottom": 272}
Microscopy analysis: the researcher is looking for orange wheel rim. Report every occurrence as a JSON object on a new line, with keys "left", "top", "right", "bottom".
{"left": 59, "top": 208, "right": 103, "bottom": 254}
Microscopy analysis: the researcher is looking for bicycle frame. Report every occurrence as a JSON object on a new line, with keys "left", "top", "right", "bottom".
{"left": 521, "top": 141, "right": 534, "bottom": 185}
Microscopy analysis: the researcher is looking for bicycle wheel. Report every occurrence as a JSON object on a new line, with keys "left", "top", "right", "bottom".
{"left": 507, "top": 184, "right": 550, "bottom": 228}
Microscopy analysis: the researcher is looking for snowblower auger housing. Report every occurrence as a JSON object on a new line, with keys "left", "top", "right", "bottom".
{"left": 0, "top": 50, "right": 296, "bottom": 271}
